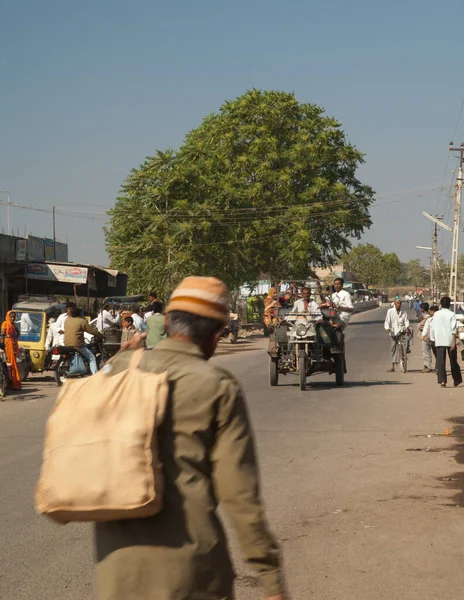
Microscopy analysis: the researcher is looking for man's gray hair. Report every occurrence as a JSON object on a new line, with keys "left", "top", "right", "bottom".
{"left": 167, "top": 311, "right": 224, "bottom": 345}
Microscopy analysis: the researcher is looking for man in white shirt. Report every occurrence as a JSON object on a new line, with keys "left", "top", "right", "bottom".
{"left": 417, "top": 302, "right": 432, "bottom": 373}
{"left": 96, "top": 304, "right": 121, "bottom": 332}
{"left": 331, "top": 278, "right": 354, "bottom": 327}
{"left": 45, "top": 317, "right": 60, "bottom": 350}
{"left": 291, "top": 287, "right": 321, "bottom": 319}
{"left": 422, "top": 304, "right": 438, "bottom": 372}
{"left": 384, "top": 298, "right": 410, "bottom": 372}
{"left": 431, "top": 296, "right": 462, "bottom": 388}
{"left": 131, "top": 306, "right": 146, "bottom": 332}
{"left": 20, "top": 312, "right": 35, "bottom": 335}
{"left": 55, "top": 304, "right": 75, "bottom": 347}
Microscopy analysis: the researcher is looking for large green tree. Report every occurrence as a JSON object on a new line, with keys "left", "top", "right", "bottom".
{"left": 106, "top": 90, "right": 374, "bottom": 298}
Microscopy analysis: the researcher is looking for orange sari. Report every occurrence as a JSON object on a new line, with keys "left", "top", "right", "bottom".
{"left": 1, "top": 311, "right": 21, "bottom": 390}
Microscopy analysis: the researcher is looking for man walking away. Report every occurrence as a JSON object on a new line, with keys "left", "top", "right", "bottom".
{"left": 418, "top": 302, "right": 432, "bottom": 373}
{"left": 95, "top": 276, "right": 285, "bottom": 600}
{"left": 64, "top": 307, "right": 101, "bottom": 375}
{"left": 145, "top": 301, "right": 167, "bottom": 349}
{"left": 385, "top": 298, "right": 410, "bottom": 372}
{"left": 431, "top": 296, "right": 462, "bottom": 388}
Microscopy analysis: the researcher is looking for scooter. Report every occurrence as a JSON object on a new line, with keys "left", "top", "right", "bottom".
{"left": 51, "top": 340, "right": 105, "bottom": 387}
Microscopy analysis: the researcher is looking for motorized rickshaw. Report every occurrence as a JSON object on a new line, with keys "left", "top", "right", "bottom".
{"left": 267, "top": 281, "right": 347, "bottom": 390}
{"left": 12, "top": 296, "right": 66, "bottom": 377}
{"left": 98, "top": 295, "right": 145, "bottom": 357}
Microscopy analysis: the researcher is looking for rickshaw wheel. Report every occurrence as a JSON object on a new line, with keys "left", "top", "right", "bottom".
{"left": 334, "top": 354, "right": 345, "bottom": 386}
{"left": 269, "top": 357, "right": 279, "bottom": 386}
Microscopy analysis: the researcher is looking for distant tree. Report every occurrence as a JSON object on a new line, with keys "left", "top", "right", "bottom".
{"left": 342, "top": 244, "right": 383, "bottom": 285}
{"left": 435, "top": 258, "right": 450, "bottom": 297}
{"left": 379, "top": 253, "right": 402, "bottom": 287}
{"left": 406, "top": 259, "right": 428, "bottom": 288}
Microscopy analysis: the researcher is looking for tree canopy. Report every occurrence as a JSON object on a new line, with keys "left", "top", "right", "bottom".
{"left": 106, "top": 90, "right": 375, "bottom": 298}
{"left": 342, "top": 244, "right": 401, "bottom": 287}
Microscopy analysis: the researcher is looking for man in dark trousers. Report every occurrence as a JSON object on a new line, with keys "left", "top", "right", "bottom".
{"left": 431, "top": 296, "right": 462, "bottom": 388}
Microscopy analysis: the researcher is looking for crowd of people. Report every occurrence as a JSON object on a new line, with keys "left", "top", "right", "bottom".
{"left": 385, "top": 295, "right": 463, "bottom": 388}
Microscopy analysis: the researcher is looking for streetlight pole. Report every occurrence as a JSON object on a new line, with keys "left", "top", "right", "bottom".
{"left": 422, "top": 212, "right": 452, "bottom": 304}
{"left": 448, "top": 143, "right": 464, "bottom": 307}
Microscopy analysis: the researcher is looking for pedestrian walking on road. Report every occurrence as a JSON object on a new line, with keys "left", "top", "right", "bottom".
{"left": 431, "top": 296, "right": 462, "bottom": 388}
{"left": 1, "top": 310, "right": 21, "bottom": 390}
{"left": 418, "top": 302, "right": 433, "bottom": 373}
{"left": 95, "top": 276, "right": 285, "bottom": 600}
{"left": 422, "top": 305, "right": 438, "bottom": 372}
{"left": 385, "top": 298, "right": 410, "bottom": 372}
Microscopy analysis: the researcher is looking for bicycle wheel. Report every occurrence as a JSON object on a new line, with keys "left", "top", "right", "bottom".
{"left": 400, "top": 341, "right": 408, "bottom": 373}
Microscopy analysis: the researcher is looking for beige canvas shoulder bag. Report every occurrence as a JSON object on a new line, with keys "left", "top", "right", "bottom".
{"left": 35, "top": 349, "right": 169, "bottom": 524}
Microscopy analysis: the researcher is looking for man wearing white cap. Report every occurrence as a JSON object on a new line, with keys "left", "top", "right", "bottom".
{"left": 95, "top": 276, "right": 286, "bottom": 600}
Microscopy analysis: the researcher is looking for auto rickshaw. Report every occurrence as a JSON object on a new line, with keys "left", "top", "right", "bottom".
{"left": 98, "top": 295, "right": 145, "bottom": 357}
{"left": 12, "top": 296, "right": 66, "bottom": 376}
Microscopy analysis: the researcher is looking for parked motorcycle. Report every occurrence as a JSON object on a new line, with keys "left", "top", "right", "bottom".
{"left": 52, "top": 340, "right": 105, "bottom": 386}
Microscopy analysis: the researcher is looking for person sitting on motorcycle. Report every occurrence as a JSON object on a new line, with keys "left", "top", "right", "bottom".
{"left": 291, "top": 287, "right": 321, "bottom": 319}
{"left": 63, "top": 306, "right": 101, "bottom": 375}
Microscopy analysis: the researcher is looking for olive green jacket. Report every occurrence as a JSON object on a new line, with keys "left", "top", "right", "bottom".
{"left": 94, "top": 339, "right": 283, "bottom": 600}
{"left": 145, "top": 313, "right": 167, "bottom": 348}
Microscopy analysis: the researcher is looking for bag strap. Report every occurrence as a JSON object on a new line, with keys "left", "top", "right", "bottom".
{"left": 129, "top": 348, "right": 145, "bottom": 370}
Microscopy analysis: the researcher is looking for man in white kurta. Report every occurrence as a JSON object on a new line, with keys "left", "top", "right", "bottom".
{"left": 331, "top": 278, "right": 354, "bottom": 327}
{"left": 430, "top": 296, "right": 462, "bottom": 387}
{"left": 385, "top": 298, "right": 410, "bottom": 371}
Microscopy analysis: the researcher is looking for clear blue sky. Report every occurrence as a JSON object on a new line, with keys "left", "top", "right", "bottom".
{"left": 1, "top": 0, "right": 463, "bottom": 267}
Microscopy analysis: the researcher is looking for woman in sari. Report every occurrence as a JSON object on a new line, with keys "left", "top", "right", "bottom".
{"left": 1, "top": 311, "right": 21, "bottom": 390}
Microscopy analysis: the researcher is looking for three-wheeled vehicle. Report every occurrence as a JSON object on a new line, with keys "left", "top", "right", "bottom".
{"left": 268, "top": 282, "right": 347, "bottom": 390}
{"left": 98, "top": 295, "right": 145, "bottom": 358}
{"left": 12, "top": 296, "right": 66, "bottom": 378}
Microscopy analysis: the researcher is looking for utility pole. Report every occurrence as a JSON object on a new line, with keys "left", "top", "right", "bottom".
{"left": 7, "top": 193, "right": 11, "bottom": 236}
{"left": 422, "top": 212, "right": 452, "bottom": 303}
{"left": 52, "top": 205, "right": 56, "bottom": 260}
{"left": 432, "top": 221, "right": 438, "bottom": 303}
{"left": 0, "top": 191, "right": 13, "bottom": 235}
{"left": 449, "top": 143, "right": 464, "bottom": 307}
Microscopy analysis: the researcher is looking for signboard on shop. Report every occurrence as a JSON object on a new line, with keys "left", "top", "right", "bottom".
{"left": 26, "top": 263, "right": 88, "bottom": 284}
{"left": 44, "top": 239, "right": 55, "bottom": 260}
{"left": 16, "top": 239, "right": 27, "bottom": 261}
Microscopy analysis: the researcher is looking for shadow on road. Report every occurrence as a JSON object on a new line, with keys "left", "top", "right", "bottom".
{"left": 439, "top": 417, "right": 464, "bottom": 506}
{"left": 3, "top": 387, "right": 47, "bottom": 402}
{"left": 277, "top": 380, "right": 411, "bottom": 389}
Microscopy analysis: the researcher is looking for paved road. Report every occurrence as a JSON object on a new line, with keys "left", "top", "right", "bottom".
{"left": 2, "top": 307, "right": 464, "bottom": 599}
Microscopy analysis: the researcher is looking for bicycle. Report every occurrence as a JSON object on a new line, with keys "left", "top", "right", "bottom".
{"left": 397, "top": 330, "right": 408, "bottom": 373}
